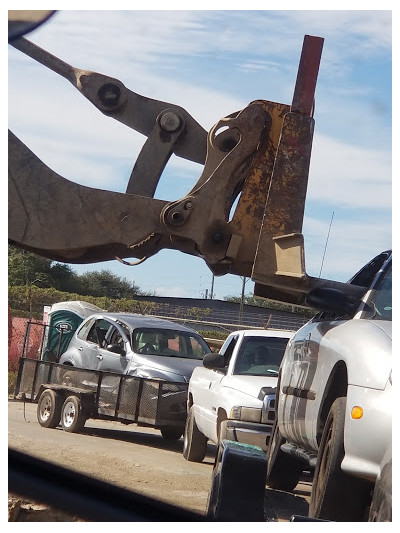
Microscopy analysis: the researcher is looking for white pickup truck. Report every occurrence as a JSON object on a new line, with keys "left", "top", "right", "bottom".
{"left": 182, "top": 329, "right": 293, "bottom": 462}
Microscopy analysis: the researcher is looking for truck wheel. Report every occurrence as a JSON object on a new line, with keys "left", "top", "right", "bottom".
{"left": 309, "top": 397, "right": 371, "bottom": 521}
{"left": 207, "top": 440, "right": 267, "bottom": 521}
{"left": 60, "top": 395, "right": 87, "bottom": 433}
{"left": 266, "top": 421, "right": 303, "bottom": 491}
{"left": 160, "top": 426, "right": 183, "bottom": 440}
{"left": 183, "top": 406, "right": 208, "bottom": 462}
{"left": 37, "top": 389, "right": 63, "bottom": 428}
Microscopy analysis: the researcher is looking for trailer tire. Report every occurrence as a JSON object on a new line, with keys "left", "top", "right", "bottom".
{"left": 60, "top": 395, "right": 87, "bottom": 433}
{"left": 160, "top": 426, "right": 183, "bottom": 440}
{"left": 266, "top": 420, "right": 303, "bottom": 491}
{"left": 37, "top": 389, "right": 63, "bottom": 428}
{"left": 183, "top": 406, "right": 207, "bottom": 462}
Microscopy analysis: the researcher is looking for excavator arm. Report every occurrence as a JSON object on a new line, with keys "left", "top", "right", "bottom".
{"left": 10, "top": 17, "right": 362, "bottom": 306}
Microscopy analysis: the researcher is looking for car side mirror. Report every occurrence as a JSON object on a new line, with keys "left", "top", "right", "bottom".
{"left": 305, "top": 287, "right": 360, "bottom": 314}
{"left": 203, "top": 352, "right": 226, "bottom": 371}
{"left": 106, "top": 344, "right": 126, "bottom": 356}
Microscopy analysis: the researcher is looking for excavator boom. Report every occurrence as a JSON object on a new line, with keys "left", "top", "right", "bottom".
{"left": 9, "top": 19, "right": 356, "bottom": 306}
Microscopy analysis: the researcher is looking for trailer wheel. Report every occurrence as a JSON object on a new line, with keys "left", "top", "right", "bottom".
{"left": 309, "top": 397, "right": 371, "bottom": 521}
{"left": 183, "top": 406, "right": 208, "bottom": 462}
{"left": 160, "top": 426, "right": 183, "bottom": 440}
{"left": 207, "top": 440, "right": 267, "bottom": 521}
{"left": 266, "top": 421, "right": 303, "bottom": 491}
{"left": 60, "top": 395, "right": 87, "bottom": 433}
{"left": 37, "top": 389, "right": 63, "bottom": 428}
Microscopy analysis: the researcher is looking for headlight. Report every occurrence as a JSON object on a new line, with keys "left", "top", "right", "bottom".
{"left": 229, "top": 406, "right": 262, "bottom": 423}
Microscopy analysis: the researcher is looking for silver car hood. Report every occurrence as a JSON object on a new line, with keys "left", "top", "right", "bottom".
{"left": 137, "top": 355, "right": 204, "bottom": 381}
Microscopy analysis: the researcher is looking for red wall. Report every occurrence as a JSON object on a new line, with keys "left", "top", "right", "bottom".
{"left": 8, "top": 314, "right": 43, "bottom": 371}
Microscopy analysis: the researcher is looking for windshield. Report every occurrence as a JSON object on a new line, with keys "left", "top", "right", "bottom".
{"left": 233, "top": 336, "right": 289, "bottom": 376}
{"left": 133, "top": 328, "right": 211, "bottom": 359}
{"left": 369, "top": 263, "right": 392, "bottom": 321}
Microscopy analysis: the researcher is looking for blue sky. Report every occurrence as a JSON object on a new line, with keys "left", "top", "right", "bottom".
{"left": 8, "top": 6, "right": 392, "bottom": 300}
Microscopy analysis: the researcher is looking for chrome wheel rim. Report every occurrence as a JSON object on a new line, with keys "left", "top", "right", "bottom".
{"left": 39, "top": 396, "right": 52, "bottom": 421}
{"left": 62, "top": 401, "right": 76, "bottom": 428}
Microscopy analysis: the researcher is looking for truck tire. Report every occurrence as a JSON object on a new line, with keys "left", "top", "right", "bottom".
{"left": 207, "top": 440, "right": 267, "bottom": 521}
{"left": 182, "top": 406, "right": 208, "bottom": 462}
{"left": 160, "top": 426, "right": 183, "bottom": 440}
{"left": 266, "top": 420, "right": 303, "bottom": 491}
{"left": 60, "top": 395, "right": 87, "bottom": 433}
{"left": 37, "top": 389, "right": 63, "bottom": 428}
{"left": 309, "top": 397, "right": 371, "bottom": 521}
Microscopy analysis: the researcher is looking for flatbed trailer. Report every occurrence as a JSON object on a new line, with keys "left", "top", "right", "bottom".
{"left": 14, "top": 357, "right": 188, "bottom": 439}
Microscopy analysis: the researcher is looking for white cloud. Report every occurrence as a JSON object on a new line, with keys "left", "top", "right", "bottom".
{"left": 308, "top": 134, "right": 391, "bottom": 209}
{"left": 153, "top": 286, "right": 190, "bottom": 297}
{"left": 303, "top": 214, "right": 392, "bottom": 280}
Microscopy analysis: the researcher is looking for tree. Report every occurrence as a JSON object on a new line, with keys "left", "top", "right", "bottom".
{"left": 77, "top": 270, "right": 141, "bottom": 299}
{"left": 8, "top": 244, "right": 78, "bottom": 290}
{"left": 8, "top": 245, "right": 143, "bottom": 299}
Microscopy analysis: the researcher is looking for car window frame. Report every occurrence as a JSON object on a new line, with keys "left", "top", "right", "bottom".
{"left": 359, "top": 257, "right": 392, "bottom": 321}
{"left": 76, "top": 317, "right": 96, "bottom": 341}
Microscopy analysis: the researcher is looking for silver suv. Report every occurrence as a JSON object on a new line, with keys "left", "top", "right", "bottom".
{"left": 59, "top": 313, "right": 211, "bottom": 382}
{"left": 267, "top": 251, "right": 392, "bottom": 521}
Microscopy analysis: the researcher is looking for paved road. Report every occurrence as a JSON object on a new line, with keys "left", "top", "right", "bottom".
{"left": 8, "top": 399, "right": 310, "bottom": 521}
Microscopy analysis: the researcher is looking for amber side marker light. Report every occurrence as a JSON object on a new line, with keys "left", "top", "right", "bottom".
{"left": 351, "top": 406, "right": 364, "bottom": 419}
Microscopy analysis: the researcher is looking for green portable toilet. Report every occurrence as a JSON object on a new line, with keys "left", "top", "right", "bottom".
{"left": 42, "top": 301, "right": 104, "bottom": 361}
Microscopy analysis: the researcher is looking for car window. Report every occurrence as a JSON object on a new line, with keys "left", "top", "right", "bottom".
{"left": 233, "top": 336, "right": 289, "bottom": 376}
{"left": 315, "top": 251, "right": 392, "bottom": 323}
{"left": 133, "top": 328, "right": 211, "bottom": 359}
{"left": 108, "top": 327, "right": 126, "bottom": 348}
{"left": 86, "top": 319, "right": 113, "bottom": 347}
{"left": 76, "top": 317, "right": 96, "bottom": 340}
{"left": 367, "top": 263, "right": 392, "bottom": 321}
{"left": 348, "top": 251, "right": 391, "bottom": 287}
{"left": 218, "top": 335, "right": 238, "bottom": 367}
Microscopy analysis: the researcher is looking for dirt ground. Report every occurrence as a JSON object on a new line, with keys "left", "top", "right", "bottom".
{"left": 8, "top": 399, "right": 310, "bottom": 522}
{"left": 8, "top": 399, "right": 215, "bottom": 521}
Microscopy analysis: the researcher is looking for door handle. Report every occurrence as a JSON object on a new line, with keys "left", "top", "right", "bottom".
{"left": 78, "top": 347, "right": 83, "bottom": 351}
{"left": 97, "top": 355, "right": 103, "bottom": 361}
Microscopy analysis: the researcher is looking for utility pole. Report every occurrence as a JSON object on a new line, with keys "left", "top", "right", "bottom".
{"left": 210, "top": 274, "right": 215, "bottom": 300}
{"left": 239, "top": 276, "right": 247, "bottom": 324}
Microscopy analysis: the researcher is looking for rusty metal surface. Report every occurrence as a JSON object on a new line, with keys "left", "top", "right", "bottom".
{"left": 291, "top": 35, "right": 324, "bottom": 116}
{"left": 9, "top": 32, "right": 334, "bottom": 305}
{"left": 228, "top": 100, "right": 290, "bottom": 276}
{"left": 251, "top": 111, "right": 314, "bottom": 284}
